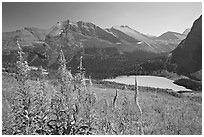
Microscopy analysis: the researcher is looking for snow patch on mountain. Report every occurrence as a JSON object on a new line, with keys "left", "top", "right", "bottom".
{"left": 112, "top": 25, "right": 149, "bottom": 42}
{"left": 137, "top": 41, "right": 142, "bottom": 44}
{"left": 105, "top": 29, "right": 118, "bottom": 38}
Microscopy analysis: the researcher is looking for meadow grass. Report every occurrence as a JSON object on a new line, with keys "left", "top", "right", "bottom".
{"left": 2, "top": 72, "right": 202, "bottom": 135}
{"left": 2, "top": 41, "right": 202, "bottom": 135}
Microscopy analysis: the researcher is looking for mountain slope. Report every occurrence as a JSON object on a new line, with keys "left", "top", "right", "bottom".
{"left": 2, "top": 19, "right": 189, "bottom": 79}
{"left": 24, "top": 27, "right": 48, "bottom": 41}
{"left": 170, "top": 15, "right": 202, "bottom": 75}
{"left": 182, "top": 28, "right": 191, "bottom": 36}
{"left": 156, "top": 31, "right": 185, "bottom": 41}
{"left": 2, "top": 29, "right": 38, "bottom": 51}
{"left": 109, "top": 25, "right": 183, "bottom": 53}
{"left": 112, "top": 25, "right": 150, "bottom": 42}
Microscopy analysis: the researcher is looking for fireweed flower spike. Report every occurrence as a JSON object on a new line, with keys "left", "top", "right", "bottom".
{"left": 16, "top": 40, "right": 30, "bottom": 81}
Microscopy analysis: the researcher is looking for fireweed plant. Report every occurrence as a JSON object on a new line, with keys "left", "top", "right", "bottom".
{"left": 2, "top": 41, "right": 144, "bottom": 135}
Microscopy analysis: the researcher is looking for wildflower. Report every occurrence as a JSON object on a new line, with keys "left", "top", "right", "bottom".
{"left": 79, "top": 55, "right": 86, "bottom": 88}
{"left": 16, "top": 41, "right": 30, "bottom": 80}
{"left": 58, "top": 49, "right": 73, "bottom": 89}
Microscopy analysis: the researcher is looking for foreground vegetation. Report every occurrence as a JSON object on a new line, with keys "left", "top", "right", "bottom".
{"left": 2, "top": 41, "right": 202, "bottom": 135}
{"left": 2, "top": 72, "right": 202, "bottom": 135}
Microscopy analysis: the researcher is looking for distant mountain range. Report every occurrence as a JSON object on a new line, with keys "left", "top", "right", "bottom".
{"left": 138, "top": 15, "right": 202, "bottom": 81}
{"left": 2, "top": 17, "right": 192, "bottom": 79}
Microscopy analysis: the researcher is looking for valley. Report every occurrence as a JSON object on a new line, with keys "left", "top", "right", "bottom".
{"left": 2, "top": 2, "right": 202, "bottom": 135}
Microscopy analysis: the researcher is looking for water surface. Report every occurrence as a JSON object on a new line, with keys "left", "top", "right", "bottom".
{"left": 104, "top": 75, "right": 191, "bottom": 91}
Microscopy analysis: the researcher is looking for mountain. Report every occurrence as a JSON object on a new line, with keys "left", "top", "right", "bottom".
{"left": 131, "top": 15, "right": 202, "bottom": 83}
{"left": 2, "top": 29, "right": 38, "bottom": 51}
{"left": 2, "top": 19, "right": 187, "bottom": 79}
{"left": 170, "top": 17, "right": 202, "bottom": 90}
{"left": 169, "top": 15, "right": 202, "bottom": 76}
{"left": 156, "top": 31, "right": 186, "bottom": 41}
{"left": 109, "top": 25, "right": 158, "bottom": 53}
{"left": 111, "top": 25, "right": 150, "bottom": 42}
{"left": 109, "top": 25, "right": 185, "bottom": 53}
{"left": 145, "top": 34, "right": 157, "bottom": 39}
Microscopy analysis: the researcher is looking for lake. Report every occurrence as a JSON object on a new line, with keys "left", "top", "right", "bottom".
{"left": 104, "top": 75, "right": 191, "bottom": 91}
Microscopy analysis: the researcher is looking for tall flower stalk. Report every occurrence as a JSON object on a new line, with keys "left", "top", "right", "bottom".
{"left": 78, "top": 54, "right": 86, "bottom": 89}
{"left": 6, "top": 40, "right": 32, "bottom": 135}
{"left": 58, "top": 49, "right": 73, "bottom": 95}
{"left": 16, "top": 40, "right": 30, "bottom": 82}
{"left": 134, "top": 77, "right": 144, "bottom": 135}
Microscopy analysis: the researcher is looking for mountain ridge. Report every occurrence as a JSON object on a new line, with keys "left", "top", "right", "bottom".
{"left": 2, "top": 18, "right": 190, "bottom": 79}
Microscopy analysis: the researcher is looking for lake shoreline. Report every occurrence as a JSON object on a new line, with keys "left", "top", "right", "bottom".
{"left": 94, "top": 80, "right": 202, "bottom": 104}
{"left": 103, "top": 75, "right": 192, "bottom": 92}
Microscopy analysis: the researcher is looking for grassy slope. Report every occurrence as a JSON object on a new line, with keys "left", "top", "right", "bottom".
{"left": 2, "top": 73, "right": 202, "bottom": 135}
{"left": 92, "top": 84, "right": 202, "bottom": 134}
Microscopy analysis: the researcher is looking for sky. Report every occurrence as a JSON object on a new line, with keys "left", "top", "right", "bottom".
{"left": 2, "top": 2, "right": 202, "bottom": 36}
